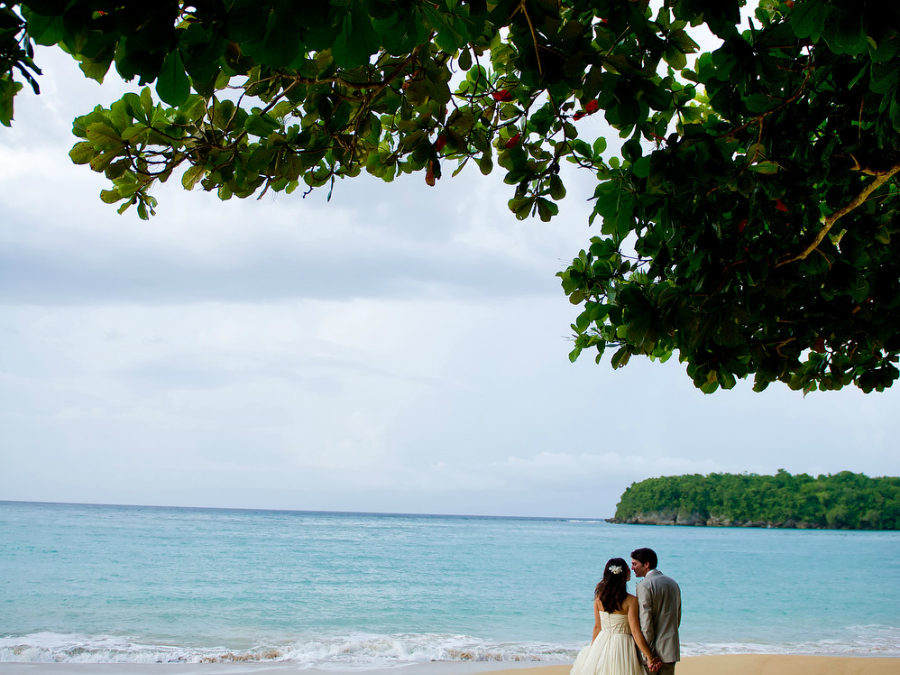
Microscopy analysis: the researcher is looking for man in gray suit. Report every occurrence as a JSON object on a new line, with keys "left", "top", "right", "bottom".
{"left": 631, "top": 548, "right": 681, "bottom": 675}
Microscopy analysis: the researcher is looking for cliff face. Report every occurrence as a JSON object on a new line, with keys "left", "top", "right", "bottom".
{"left": 607, "top": 510, "right": 706, "bottom": 526}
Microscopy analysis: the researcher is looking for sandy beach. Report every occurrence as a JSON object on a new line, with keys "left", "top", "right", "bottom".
{"left": 493, "top": 659, "right": 900, "bottom": 675}
{"left": 2, "top": 658, "right": 900, "bottom": 675}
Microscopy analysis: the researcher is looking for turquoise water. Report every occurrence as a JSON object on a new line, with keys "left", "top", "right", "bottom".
{"left": 1, "top": 501, "right": 898, "bottom": 664}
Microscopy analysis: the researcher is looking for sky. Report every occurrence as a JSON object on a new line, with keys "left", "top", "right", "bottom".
{"left": 1, "top": 49, "right": 899, "bottom": 519}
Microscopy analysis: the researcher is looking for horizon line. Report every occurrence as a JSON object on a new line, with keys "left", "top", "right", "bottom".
{"left": 0, "top": 498, "right": 616, "bottom": 522}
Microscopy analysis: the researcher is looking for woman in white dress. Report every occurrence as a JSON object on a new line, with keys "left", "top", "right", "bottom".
{"left": 570, "top": 558, "right": 659, "bottom": 675}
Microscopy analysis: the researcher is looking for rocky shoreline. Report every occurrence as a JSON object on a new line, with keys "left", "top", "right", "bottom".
{"left": 606, "top": 511, "right": 826, "bottom": 528}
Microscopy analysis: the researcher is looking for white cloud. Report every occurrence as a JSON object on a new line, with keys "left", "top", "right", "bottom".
{"left": 1, "top": 43, "right": 899, "bottom": 520}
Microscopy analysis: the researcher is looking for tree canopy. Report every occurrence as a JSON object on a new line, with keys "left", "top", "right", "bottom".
{"left": 2, "top": 0, "right": 899, "bottom": 394}
{"left": 612, "top": 470, "right": 900, "bottom": 529}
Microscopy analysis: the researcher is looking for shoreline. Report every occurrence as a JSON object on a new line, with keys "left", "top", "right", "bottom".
{"left": 3, "top": 657, "right": 900, "bottom": 675}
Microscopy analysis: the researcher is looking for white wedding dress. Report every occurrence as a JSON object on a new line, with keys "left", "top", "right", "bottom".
{"left": 570, "top": 611, "right": 644, "bottom": 675}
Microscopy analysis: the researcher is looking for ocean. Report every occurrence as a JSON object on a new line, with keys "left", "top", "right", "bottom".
{"left": 1, "top": 501, "right": 898, "bottom": 665}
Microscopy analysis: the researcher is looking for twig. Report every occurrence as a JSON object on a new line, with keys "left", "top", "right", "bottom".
{"left": 513, "top": 0, "right": 543, "bottom": 78}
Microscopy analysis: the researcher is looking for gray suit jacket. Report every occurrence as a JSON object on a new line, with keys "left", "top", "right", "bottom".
{"left": 636, "top": 569, "right": 681, "bottom": 663}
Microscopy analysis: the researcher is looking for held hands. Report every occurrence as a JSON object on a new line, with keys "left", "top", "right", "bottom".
{"left": 646, "top": 655, "right": 663, "bottom": 672}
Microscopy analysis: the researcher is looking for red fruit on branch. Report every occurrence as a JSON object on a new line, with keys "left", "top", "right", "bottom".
{"left": 774, "top": 198, "right": 788, "bottom": 212}
{"left": 434, "top": 134, "right": 447, "bottom": 152}
{"left": 491, "top": 89, "right": 514, "bottom": 102}
{"left": 425, "top": 160, "right": 436, "bottom": 186}
{"left": 505, "top": 133, "right": 521, "bottom": 148}
{"left": 737, "top": 218, "right": 747, "bottom": 233}
{"left": 573, "top": 99, "right": 599, "bottom": 121}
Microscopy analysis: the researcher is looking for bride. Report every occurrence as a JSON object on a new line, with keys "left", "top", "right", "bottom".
{"left": 570, "top": 558, "right": 659, "bottom": 675}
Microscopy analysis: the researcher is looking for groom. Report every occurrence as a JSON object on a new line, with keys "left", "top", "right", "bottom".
{"left": 631, "top": 548, "right": 681, "bottom": 675}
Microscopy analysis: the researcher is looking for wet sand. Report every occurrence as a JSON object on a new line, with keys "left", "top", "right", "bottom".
{"left": 2, "top": 656, "right": 900, "bottom": 675}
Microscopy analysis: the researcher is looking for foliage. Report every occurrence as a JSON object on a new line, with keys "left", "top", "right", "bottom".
{"left": 613, "top": 470, "right": 900, "bottom": 529}
{"left": 0, "top": 1, "right": 39, "bottom": 125}
{"left": 1, "top": 0, "right": 899, "bottom": 393}
{"left": 558, "top": 0, "right": 900, "bottom": 395}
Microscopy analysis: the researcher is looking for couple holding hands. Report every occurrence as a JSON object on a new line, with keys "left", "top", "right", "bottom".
{"left": 570, "top": 548, "right": 682, "bottom": 675}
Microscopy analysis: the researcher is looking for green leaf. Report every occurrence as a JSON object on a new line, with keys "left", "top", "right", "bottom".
{"left": 870, "top": 63, "right": 898, "bottom": 95}
{"left": 719, "top": 369, "right": 737, "bottom": 390}
{"left": 261, "top": 20, "right": 302, "bottom": 67}
{"left": 68, "top": 141, "right": 94, "bottom": 164}
{"left": 610, "top": 345, "right": 631, "bottom": 369}
{"left": 744, "top": 93, "right": 772, "bottom": 113}
{"left": 156, "top": 51, "right": 191, "bottom": 106}
{"left": 749, "top": 161, "right": 780, "bottom": 174}
{"left": 549, "top": 175, "right": 566, "bottom": 200}
{"left": 78, "top": 55, "right": 112, "bottom": 83}
{"left": 458, "top": 48, "right": 472, "bottom": 71}
{"left": 25, "top": 12, "right": 66, "bottom": 46}
{"left": 465, "top": 65, "right": 489, "bottom": 93}
{"left": 745, "top": 143, "right": 766, "bottom": 163}
{"left": 122, "top": 125, "right": 148, "bottom": 142}
{"left": 0, "top": 77, "right": 22, "bottom": 126}
{"left": 106, "top": 158, "right": 129, "bottom": 180}
{"left": 182, "top": 164, "right": 205, "bottom": 190}
{"left": 663, "top": 44, "right": 687, "bottom": 70}
{"left": 85, "top": 123, "right": 123, "bottom": 150}
{"left": 632, "top": 156, "right": 650, "bottom": 178}
{"left": 89, "top": 150, "right": 118, "bottom": 173}
{"left": 99, "top": 189, "right": 121, "bottom": 204}
{"left": 140, "top": 88, "right": 154, "bottom": 118}
{"left": 536, "top": 197, "right": 559, "bottom": 222}
{"left": 331, "top": 8, "right": 379, "bottom": 68}
{"left": 244, "top": 113, "right": 280, "bottom": 137}
{"left": 824, "top": 13, "right": 867, "bottom": 55}
{"left": 790, "top": 1, "right": 825, "bottom": 42}
{"left": 509, "top": 196, "right": 533, "bottom": 220}
{"left": 180, "top": 95, "right": 207, "bottom": 123}
{"left": 224, "top": 0, "right": 269, "bottom": 43}
{"left": 699, "top": 379, "right": 719, "bottom": 394}
{"left": 108, "top": 99, "right": 131, "bottom": 133}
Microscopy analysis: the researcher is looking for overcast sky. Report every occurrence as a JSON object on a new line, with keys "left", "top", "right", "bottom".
{"left": 1, "top": 49, "right": 898, "bottom": 519}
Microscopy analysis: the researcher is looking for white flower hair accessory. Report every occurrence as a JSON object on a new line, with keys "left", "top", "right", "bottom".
{"left": 608, "top": 565, "right": 623, "bottom": 574}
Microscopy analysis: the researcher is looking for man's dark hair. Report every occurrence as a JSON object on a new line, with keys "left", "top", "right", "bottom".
{"left": 631, "top": 547, "right": 658, "bottom": 569}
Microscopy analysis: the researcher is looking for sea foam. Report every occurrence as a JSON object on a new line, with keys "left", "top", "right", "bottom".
{"left": 0, "top": 632, "right": 578, "bottom": 665}
{"left": 4, "top": 629, "right": 900, "bottom": 665}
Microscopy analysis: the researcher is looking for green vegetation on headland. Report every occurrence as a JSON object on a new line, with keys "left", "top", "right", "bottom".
{"left": 611, "top": 470, "right": 900, "bottom": 530}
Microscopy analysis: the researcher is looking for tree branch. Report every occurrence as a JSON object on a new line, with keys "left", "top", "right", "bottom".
{"left": 776, "top": 162, "right": 900, "bottom": 268}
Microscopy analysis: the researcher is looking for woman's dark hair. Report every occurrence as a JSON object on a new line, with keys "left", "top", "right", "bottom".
{"left": 594, "top": 557, "right": 629, "bottom": 612}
